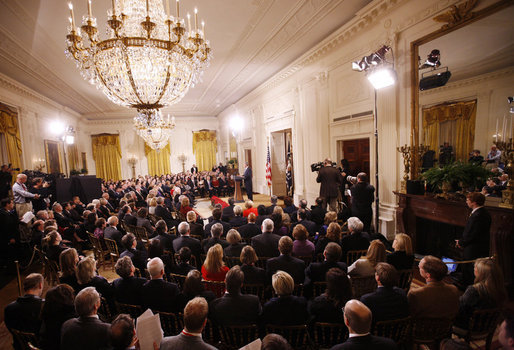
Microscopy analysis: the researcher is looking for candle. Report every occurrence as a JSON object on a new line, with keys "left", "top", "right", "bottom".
{"left": 510, "top": 114, "right": 513, "bottom": 140}
{"left": 87, "top": 0, "right": 92, "bottom": 17}
{"left": 176, "top": 0, "right": 179, "bottom": 18}
{"left": 187, "top": 13, "right": 191, "bottom": 32}
{"left": 68, "top": 3, "right": 76, "bottom": 30}
{"left": 194, "top": 7, "right": 198, "bottom": 31}
{"left": 166, "top": 0, "right": 170, "bottom": 17}
{"left": 202, "top": 21, "right": 205, "bottom": 37}
{"left": 146, "top": 0, "right": 149, "bottom": 16}
{"left": 111, "top": 0, "right": 115, "bottom": 16}
{"left": 503, "top": 115, "right": 507, "bottom": 142}
{"left": 496, "top": 118, "right": 499, "bottom": 141}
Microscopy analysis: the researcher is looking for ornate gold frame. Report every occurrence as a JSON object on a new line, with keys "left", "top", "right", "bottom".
{"left": 44, "top": 139, "right": 64, "bottom": 174}
{"left": 409, "top": 0, "right": 513, "bottom": 177}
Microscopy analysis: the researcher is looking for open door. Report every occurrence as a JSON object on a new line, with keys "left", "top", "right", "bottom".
{"left": 270, "top": 130, "right": 290, "bottom": 197}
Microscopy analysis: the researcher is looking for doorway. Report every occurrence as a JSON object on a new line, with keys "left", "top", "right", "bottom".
{"left": 339, "top": 138, "right": 370, "bottom": 176}
{"left": 270, "top": 129, "right": 293, "bottom": 197}
{"left": 244, "top": 149, "right": 252, "bottom": 169}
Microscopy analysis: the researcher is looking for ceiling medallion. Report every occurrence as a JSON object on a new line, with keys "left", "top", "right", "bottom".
{"left": 65, "top": 0, "right": 212, "bottom": 149}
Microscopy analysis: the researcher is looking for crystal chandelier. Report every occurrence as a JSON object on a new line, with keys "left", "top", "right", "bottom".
{"left": 134, "top": 111, "right": 176, "bottom": 150}
{"left": 65, "top": 0, "right": 211, "bottom": 148}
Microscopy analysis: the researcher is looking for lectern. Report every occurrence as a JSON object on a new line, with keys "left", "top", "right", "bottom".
{"left": 233, "top": 175, "right": 244, "bottom": 203}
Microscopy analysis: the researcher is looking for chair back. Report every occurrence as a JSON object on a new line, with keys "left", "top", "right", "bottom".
{"left": 125, "top": 224, "right": 137, "bottom": 235}
{"left": 241, "top": 283, "right": 266, "bottom": 303}
{"left": 133, "top": 226, "right": 149, "bottom": 246}
{"left": 115, "top": 302, "right": 143, "bottom": 320}
{"left": 346, "top": 249, "right": 367, "bottom": 265}
{"left": 295, "top": 255, "right": 313, "bottom": 266}
{"left": 98, "top": 296, "right": 114, "bottom": 323}
{"left": 224, "top": 256, "right": 242, "bottom": 268}
{"left": 10, "top": 329, "right": 39, "bottom": 350}
{"left": 313, "top": 281, "right": 327, "bottom": 297}
{"left": 202, "top": 318, "right": 217, "bottom": 345}
{"left": 373, "top": 316, "right": 411, "bottom": 345}
{"left": 147, "top": 213, "right": 159, "bottom": 225}
{"left": 173, "top": 253, "right": 198, "bottom": 268}
{"left": 265, "top": 324, "right": 311, "bottom": 350}
{"left": 219, "top": 324, "right": 259, "bottom": 349}
{"left": 35, "top": 247, "right": 59, "bottom": 286}
{"left": 312, "top": 322, "right": 348, "bottom": 348}
{"left": 397, "top": 269, "right": 413, "bottom": 292}
{"left": 87, "top": 231, "right": 107, "bottom": 266}
{"left": 202, "top": 280, "right": 226, "bottom": 298}
{"left": 104, "top": 238, "right": 120, "bottom": 270}
{"left": 255, "top": 257, "right": 270, "bottom": 269}
{"left": 350, "top": 275, "right": 377, "bottom": 299}
{"left": 169, "top": 273, "right": 187, "bottom": 289}
{"left": 467, "top": 308, "right": 502, "bottom": 338}
{"left": 412, "top": 317, "right": 454, "bottom": 347}
{"left": 168, "top": 226, "right": 177, "bottom": 235}
{"left": 158, "top": 311, "right": 184, "bottom": 337}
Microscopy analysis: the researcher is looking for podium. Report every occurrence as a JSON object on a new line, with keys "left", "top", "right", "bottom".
{"left": 233, "top": 175, "right": 244, "bottom": 203}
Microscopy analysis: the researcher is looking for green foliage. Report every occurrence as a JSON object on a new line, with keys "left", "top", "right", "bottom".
{"left": 80, "top": 168, "right": 88, "bottom": 174}
{"left": 422, "top": 161, "right": 492, "bottom": 191}
{"left": 70, "top": 169, "right": 80, "bottom": 176}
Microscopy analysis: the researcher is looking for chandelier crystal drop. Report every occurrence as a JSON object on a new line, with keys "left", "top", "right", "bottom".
{"left": 134, "top": 110, "right": 176, "bottom": 150}
{"left": 65, "top": 0, "right": 211, "bottom": 149}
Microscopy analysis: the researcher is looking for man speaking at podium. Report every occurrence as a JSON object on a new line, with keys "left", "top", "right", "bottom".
{"left": 243, "top": 162, "right": 253, "bottom": 201}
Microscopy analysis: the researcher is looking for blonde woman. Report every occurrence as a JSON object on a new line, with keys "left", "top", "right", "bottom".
{"left": 76, "top": 257, "right": 114, "bottom": 303}
{"left": 148, "top": 197, "right": 157, "bottom": 215}
{"left": 59, "top": 247, "right": 80, "bottom": 291}
{"left": 201, "top": 244, "right": 229, "bottom": 281}
{"left": 224, "top": 229, "right": 246, "bottom": 257}
{"left": 387, "top": 233, "right": 414, "bottom": 270}
{"left": 348, "top": 240, "right": 386, "bottom": 277}
{"left": 455, "top": 258, "right": 507, "bottom": 328}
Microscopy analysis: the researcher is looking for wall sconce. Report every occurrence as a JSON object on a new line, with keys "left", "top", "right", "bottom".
{"left": 128, "top": 155, "right": 137, "bottom": 178}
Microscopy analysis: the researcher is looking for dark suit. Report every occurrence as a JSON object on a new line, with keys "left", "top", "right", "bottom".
{"left": 189, "top": 222, "right": 204, "bottom": 237}
{"left": 241, "top": 264, "right": 266, "bottom": 284}
{"left": 141, "top": 279, "right": 180, "bottom": 312}
{"left": 316, "top": 165, "right": 343, "bottom": 209}
{"left": 202, "top": 237, "right": 229, "bottom": 253}
{"left": 155, "top": 205, "right": 178, "bottom": 229}
{"left": 261, "top": 295, "right": 309, "bottom": 325}
{"left": 155, "top": 233, "right": 176, "bottom": 252}
{"left": 330, "top": 334, "right": 397, "bottom": 350}
{"left": 266, "top": 254, "right": 306, "bottom": 284}
{"left": 229, "top": 216, "right": 247, "bottom": 228}
{"left": 386, "top": 251, "right": 414, "bottom": 271}
{"left": 291, "top": 219, "right": 317, "bottom": 237}
{"left": 251, "top": 232, "right": 281, "bottom": 257}
{"left": 112, "top": 276, "right": 147, "bottom": 305}
{"left": 304, "top": 260, "right": 348, "bottom": 286}
{"left": 238, "top": 223, "right": 261, "bottom": 240}
{"left": 120, "top": 247, "right": 148, "bottom": 272}
{"left": 350, "top": 182, "right": 375, "bottom": 233}
{"left": 173, "top": 236, "right": 202, "bottom": 260}
{"left": 310, "top": 205, "right": 327, "bottom": 227}
{"left": 224, "top": 243, "right": 246, "bottom": 257}
{"left": 360, "top": 286, "right": 409, "bottom": 324}
{"left": 341, "top": 232, "right": 370, "bottom": 262}
{"left": 243, "top": 166, "right": 253, "bottom": 200}
{"left": 136, "top": 217, "right": 155, "bottom": 237}
{"left": 104, "top": 226, "right": 123, "bottom": 248}
{"left": 210, "top": 292, "right": 262, "bottom": 325}
{"left": 123, "top": 213, "right": 137, "bottom": 226}
{"left": 204, "top": 219, "right": 231, "bottom": 238}
{"left": 160, "top": 332, "right": 217, "bottom": 350}
{"left": 221, "top": 205, "right": 235, "bottom": 222}
{"left": 60, "top": 316, "right": 111, "bottom": 350}
{"left": 170, "top": 262, "right": 196, "bottom": 276}
{"left": 308, "top": 295, "right": 345, "bottom": 323}
{"left": 4, "top": 294, "right": 43, "bottom": 338}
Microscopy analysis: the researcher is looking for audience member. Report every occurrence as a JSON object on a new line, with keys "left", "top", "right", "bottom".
{"left": 360, "top": 262, "right": 409, "bottom": 324}
{"left": 309, "top": 267, "right": 352, "bottom": 323}
{"left": 39, "top": 284, "right": 76, "bottom": 350}
{"left": 112, "top": 256, "right": 146, "bottom": 305}
{"left": 141, "top": 257, "right": 180, "bottom": 312}
{"left": 315, "top": 222, "right": 342, "bottom": 256}
{"left": 160, "top": 297, "right": 217, "bottom": 350}
{"left": 243, "top": 200, "right": 258, "bottom": 218}
{"left": 348, "top": 240, "right": 386, "bottom": 277}
{"left": 173, "top": 221, "right": 202, "bottom": 261}
{"left": 251, "top": 218, "right": 281, "bottom": 257}
{"left": 310, "top": 197, "right": 327, "bottom": 228}
{"left": 61, "top": 287, "right": 111, "bottom": 350}
{"left": 292, "top": 224, "right": 315, "bottom": 257}
{"left": 120, "top": 233, "right": 149, "bottom": 271}
{"left": 386, "top": 233, "right": 414, "bottom": 270}
{"left": 59, "top": 248, "right": 80, "bottom": 291}
{"left": 408, "top": 255, "right": 460, "bottom": 319}
{"left": 291, "top": 208, "right": 317, "bottom": 237}
{"left": 340, "top": 217, "right": 370, "bottom": 263}
{"left": 499, "top": 309, "right": 514, "bottom": 350}
{"left": 178, "top": 270, "right": 216, "bottom": 311}
{"left": 238, "top": 212, "right": 261, "bottom": 240}
{"left": 45, "top": 230, "right": 68, "bottom": 263}
{"left": 330, "top": 299, "right": 397, "bottom": 350}
{"left": 266, "top": 236, "right": 305, "bottom": 284}
{"left": 204, "top": 207, "right": 231, "bottom": 238}
{"left": 136, "top": 207, "right": 155, "bottom": 237}
{"left": 201, "top": 244, "right": 229, "bottom": 281}
{"left": 240, "top": 245, "right": 266, "bottom": 285}
{"left": 261, "top": 333, "right": 293, "bottom": 350}
{"left": 170, "top": 247, "right": 197, "bottom": 276}
{"left": 221, "top": 197, "right": 236, "bottom": 222}
{"left": 305, "top": 242, "right": 348, "bottom": 288}
{"left": 76, "top": 257, "right": 115, "bottom": 306}
{"left": 261, "top": 271, "right": 308, "bottom": 326}
{"left": 224, "top": 229, "right": 246, "bottom": 257}
{"left": 104, "top": 216, "right": 123, "bottom": 248}
{"left": 110, "top": 314, "right": 137, "bottom": 350}
{"left": 202, "top": 223, "right": 229, "bottom": 253}
{"left": 187, "top": 211, "right": 204, "bottom": 237}
{"left": 210, "top": 266, "right": 262, "bottom": 325}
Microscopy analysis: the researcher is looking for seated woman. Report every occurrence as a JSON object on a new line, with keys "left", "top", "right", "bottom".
{"left": 148, "top": 197, "right": 157, "bottom": 215}
{"left": 271, "top": 212, "right": 288, "bottom": 236}
{"left": 315, "top": 222, "right": 342, "bottom": 256}
{"left": 59, "top": 248, "right": 80, "bottom": 292}
{"left": 455, "top": 258, "right": 507, "bottom": 328}
{"left": 224, "top": 229, "right": 246, "bottom": 258}
{"left": 243, "top": 200, "right": 258, "bottom": 218}
{"left": 93, "top": 217, "right": 107, "bottom": 249}
{"left": 348, "top": 240, "right": 386, "bottom": 277}
{"left": 76, "top": 256, "right": 114, "bottom": 307}
{"left": 292, "top": 224, "right": 315, "bottom": 258}
{"left": 178, "top": 270, "right": 216, "bottom": 310}
{"left": 39, "top": 284, "right": 76, "bottom": 350}
{"left": 240, "top": 246, "right": 266, "bottom": 285}
{"left": 319, "top": 211, "right": 338, "bottom": 237}
{"left": 45, "top": 231, "right": 68, "bottom": 264}
{"left": 308, "top": 267, "right": 352, "bottom": 323}
{"left": 201, "top": 244, "right": 229, "bottom": 281}
{"left": 386, "top": 233, "right": 414, "bottom": 270}
{"left": 261, "top": 271, "right": 309, "bottom": 325}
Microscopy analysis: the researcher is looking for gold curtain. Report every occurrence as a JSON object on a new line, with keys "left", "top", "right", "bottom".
{"left": 91, "top": 134, "right": 122, "bottom": 180}
{"left": 0, "top": 103, "right": 22, "bottom": 177}
{"left": 68, "top": 144, "right": 80, "bottom": 171}
{"left": 192, "top": 130, "right": 217, "bottom": 171}
{"left": 422, "top": 100, "right": 476, "bottom": 161}
{"left": 145, "top": 143, "right": 171, "bottom": 176}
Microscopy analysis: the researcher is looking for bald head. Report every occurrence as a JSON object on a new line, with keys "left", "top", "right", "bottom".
{"left": 343, "top": 299, "right": 372, "bottom": 334}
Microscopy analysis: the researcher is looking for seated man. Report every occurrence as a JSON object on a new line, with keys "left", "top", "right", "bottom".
{"left": 112, "top": 256, "right": 146, "bottom": 305}
{"left": 61, "top": 287, "right": 111, "bottom": 350}
{"left": 173, "top": 222, "right": 202, "bottom": 261}
{"left": 4, "top": 273, "right": 44, "bottom": 349}
{"left": 202, "top": 223, "right": 229, "bottom": 253}
{"left": 290, "top": 208, "right": 317, "bottom": 237}
{"left": 238, "top": 213, "right": 261, "bottom": 241}
{"left": 110, "top": 314, "right": 137, "bottom": 350}
{"left": 499, "top": 309, "right": 514, "bottom": 350}
{"left": 330, "top": 299, "right": 397, "bottom": 349}
{"left": 104, "top": 216, "right": 123, "bottom": 248}
{"left": 251, "top": 218, "right": 281, "bottom": 258}
{"left": 304, "top": 242, "right": 347, "bottom": 289}
{"left": 160, "top": 297, "right": 217, "bottom": 350}
{"left": 360, "top": 262, "right": 409, "bottom": 324}
{"left": 407, "top": 255, "right": 460, "bottom": 319}
{"left": 266, "top": 236, "right": 305, "bottom": 284}
{"left": 170, "top": 247, "right": 197, "bottom": 276}
{"left": 204, "top": 207, "right": 231, "bottom": 238}
{"left": 141, "top": 257, "right": 180, "bottom": 312}
{"left": 120, "top": 233, "right": 148, "bottom": 272}
{"left": 210, "top": 266, "right": 262, "bottom": 325}
{"left": 229, "top": 205, "right": 247, "bottom": 228}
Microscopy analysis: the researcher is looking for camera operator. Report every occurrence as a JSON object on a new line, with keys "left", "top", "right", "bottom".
{"left": 30, "top": 177, "right": 51, "bottom": 212}
{"left": 349, "top": 172, "right": 375, "bottom": 233}
{"left": 316, "top": 158, "right": 343, "bottom": 211}
{"left": 0, "top": 164, "right": 16, "bottom": 200}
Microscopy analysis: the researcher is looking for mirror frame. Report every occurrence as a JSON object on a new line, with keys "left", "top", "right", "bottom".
{"left": 409, "top": 0, "right": 513, "bottom": 177}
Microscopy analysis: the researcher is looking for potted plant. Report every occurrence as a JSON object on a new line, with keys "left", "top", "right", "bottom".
{"left": 70, "top": 169, "right": 80, "bottom": 176}
{"left": 80, "top": 168, "right": 88, "bottom": 175}
{"left": 228, "top": 159, "right": 235, "bottom": 169}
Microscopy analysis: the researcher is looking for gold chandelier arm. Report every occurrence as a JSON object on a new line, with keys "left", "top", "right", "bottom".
{"left": 120, "top": 42, "right": 146, "bottom": 106}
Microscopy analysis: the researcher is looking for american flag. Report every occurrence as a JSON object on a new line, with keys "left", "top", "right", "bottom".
{"left": 265, "top": 145, "right": 272, "bottom": 187}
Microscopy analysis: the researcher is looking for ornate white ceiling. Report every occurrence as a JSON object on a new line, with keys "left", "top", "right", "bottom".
{"left": 0, "top": 0, "right": 372, "bottom": 119}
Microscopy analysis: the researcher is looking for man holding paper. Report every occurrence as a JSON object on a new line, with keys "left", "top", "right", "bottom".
{"left": 160, "top": 297, "right": 216, "bottom": 350}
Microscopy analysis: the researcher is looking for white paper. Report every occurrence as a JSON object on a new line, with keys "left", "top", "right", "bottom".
{"left": 239, "top": 338, "right": 262, "bottom": 350}
{"left": 136, "top": 309, "right": 163, "bottom": 350}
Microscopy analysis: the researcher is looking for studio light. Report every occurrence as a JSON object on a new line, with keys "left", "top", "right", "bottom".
{"left": 419, "top": 49, "right": 441, "bottom": 69}
{"left": 367, "top": 67, "right": 397, "bottom": 90}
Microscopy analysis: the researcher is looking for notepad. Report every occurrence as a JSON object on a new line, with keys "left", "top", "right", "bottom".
{"left": 136, "top": 309, "right": 163, "bottom": 350}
